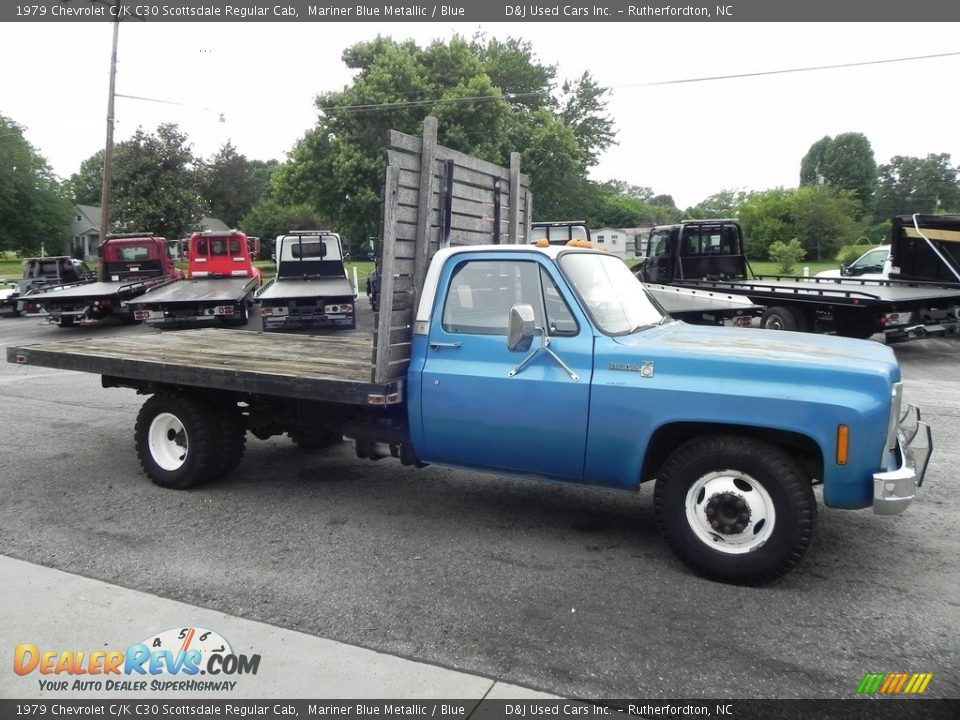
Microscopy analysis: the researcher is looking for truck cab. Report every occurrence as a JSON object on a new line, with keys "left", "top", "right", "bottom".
{"left": 635, "top": 220, "right": 748, "bottom": 284}
{"left": 258, "top": 231, "right": 355, "bottom": 331}
{"left": 22, "top": 256, "right": 95, "bottom": 288}
{"left": 407, "top": 244, "right": 930, "bottom": 582}
{"left": 14, "top": 257, "right": 96, "bottom": 316}
{"left": 816, "top": 246, "right": 892, "bottom": 280}
{"left": 188, "top": 231, "right": 261, "bottom": 283}
{"left": 100, "top": 235, "right": 183, "bottom": 282}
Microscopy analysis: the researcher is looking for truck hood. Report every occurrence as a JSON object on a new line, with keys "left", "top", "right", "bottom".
{"left": 612, "top": 320, "right": 900, "bottom": 384}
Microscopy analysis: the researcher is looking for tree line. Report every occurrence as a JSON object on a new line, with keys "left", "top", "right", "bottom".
{"left": 2, "top": 35, "right": 959, "bottom": 261}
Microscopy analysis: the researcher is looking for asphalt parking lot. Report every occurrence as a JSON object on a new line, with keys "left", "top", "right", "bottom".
{"left": 0, "top": 306, "right": 958, "bottom": 701}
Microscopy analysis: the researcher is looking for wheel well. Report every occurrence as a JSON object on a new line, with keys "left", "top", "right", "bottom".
{"left": 642, "top": 422, "right": 823, "bottom": 485}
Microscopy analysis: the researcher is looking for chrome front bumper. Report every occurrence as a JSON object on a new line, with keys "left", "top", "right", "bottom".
{"left": 873, "top": 404, "right": 932, "bottom": 515}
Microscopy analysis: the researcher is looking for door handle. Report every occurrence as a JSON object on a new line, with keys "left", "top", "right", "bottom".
{"left": 429, "top": 341, "right": 462, "bottom": 350}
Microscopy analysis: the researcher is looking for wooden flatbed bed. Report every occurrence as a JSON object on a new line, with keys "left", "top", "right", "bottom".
{"left": 6, "top": 328, "right": 395, "bottom": 405}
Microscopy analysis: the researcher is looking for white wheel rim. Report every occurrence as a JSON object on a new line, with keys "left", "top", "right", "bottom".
{"left": 148, "top": 412, "right": 188, "bottom": 471}
{"left": 685, "top": 470, "right": 776, "bottom": 554}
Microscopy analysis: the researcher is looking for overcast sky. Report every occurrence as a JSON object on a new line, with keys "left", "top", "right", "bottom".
{"left": 3, "top": 21, "right": 959, "bottom": 209}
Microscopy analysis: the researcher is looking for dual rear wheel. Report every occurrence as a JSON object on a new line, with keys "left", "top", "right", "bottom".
{"left": 134, "top": 392, "right": 246, "bottom": 489}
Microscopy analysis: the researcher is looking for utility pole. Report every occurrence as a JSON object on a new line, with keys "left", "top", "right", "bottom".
{"left": 99, "top": 17, "right": 120, "bottom": 264}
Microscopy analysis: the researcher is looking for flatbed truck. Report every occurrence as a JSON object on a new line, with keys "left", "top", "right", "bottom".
{"left": 22, "top": 235, "right": 181, "bottom": 327}
{"left": 257, "top": 231, "right": 356, "bottom": 331}
{"left": 634, "top": 218, "right": 960, "bottom": 340}
{"left": 127, "top": 230, "right": 261, "bottom": 328}
{"left": 5, "top": 123, "right": 933, "bottom": 585}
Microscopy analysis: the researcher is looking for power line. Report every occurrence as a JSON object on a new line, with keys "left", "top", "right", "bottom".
{"left": 618, "top": 50, "right": 960, "bottom": 88}
{"left": 318, "top": 50, "right": 960, "bottom": 114}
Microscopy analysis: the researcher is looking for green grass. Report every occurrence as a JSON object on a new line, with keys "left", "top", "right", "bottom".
{"left": 749, "top": 260, "right": 838, "bottom": 276}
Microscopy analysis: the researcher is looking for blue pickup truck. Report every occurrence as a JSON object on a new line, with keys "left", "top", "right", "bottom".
{"left": 7, "top": 242, "right": 932, "bottom": 584}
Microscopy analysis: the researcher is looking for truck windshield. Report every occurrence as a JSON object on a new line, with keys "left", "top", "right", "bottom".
{"left": 560, "top": 253, "right": 669, "bottom": 335}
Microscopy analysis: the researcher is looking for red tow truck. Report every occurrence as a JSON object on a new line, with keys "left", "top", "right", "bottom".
{"left": 126, "top": 230, "right": 261, "bottom": 328}
{"left": 21, "top": 235, "right": 181, "bottom": 327}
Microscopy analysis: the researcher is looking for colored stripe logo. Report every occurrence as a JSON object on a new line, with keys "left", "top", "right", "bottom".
{"left": 857, "top": 672, "right": 933, "bottom": 694}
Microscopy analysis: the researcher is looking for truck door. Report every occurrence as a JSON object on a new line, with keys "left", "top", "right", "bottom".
{"left": 641, "top": 229, "right": 673, "bottom": 283}
{"left": 418, "top": 257, "right": 593, "bottom": 480}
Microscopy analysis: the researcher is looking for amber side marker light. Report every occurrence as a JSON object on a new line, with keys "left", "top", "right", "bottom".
{"left": 836, "top": 425, "right": 850, "bottom": 465}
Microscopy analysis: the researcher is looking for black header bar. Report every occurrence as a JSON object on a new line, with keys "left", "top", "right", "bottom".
{"left": 4, "top": 0, "right": 960, "bottom": 22}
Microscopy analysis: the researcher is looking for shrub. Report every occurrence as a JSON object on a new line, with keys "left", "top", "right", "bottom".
{"left": 768, "top": 238, "right": 806, "bottom": 274}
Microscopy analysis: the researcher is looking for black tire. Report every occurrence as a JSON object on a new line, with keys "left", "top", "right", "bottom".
{"left": 134, "top": 392, "right": 222, "bottom": 489}
{"left": 760, "top": 306, "right": 805, "bottom": 332}
{"left": 654, "top": 435, "right": 816, "bottom": 584}
{"left": 211, "top": 404, "right": 246, "bottom": 479}
{"left": 288, "top": 429, "right": 342, "bottom": 450}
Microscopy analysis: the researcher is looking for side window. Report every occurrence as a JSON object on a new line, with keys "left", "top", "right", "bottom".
{"left": 649, "top": 232, "right": 669, "bottom": 258}
{"left": 857, "top": 249, "right": 887, "bottom": 268}
{"left": 230, "top": 239, "right": 242, "bottom": 255}
{"left": 539, "top": 266, "right": 578, "bottom": 336}
{"left": 196, "top": 239, "right": 208, "bottom": 256}
{"left": 441, "top": 260, "right": 577, "bottom": 336}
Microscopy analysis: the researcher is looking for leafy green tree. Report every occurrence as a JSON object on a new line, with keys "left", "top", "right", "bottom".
{"left": 736, "top": 188, "right": 796, "bottom": 259}
{"left": 199, "top": 142, "right": 278, "bottom": 228}
{"left": 64, "top": 150, "right": 105, "bottom": 206}
{"left": 873, "top": 153, "right": 960, "bottom": 221}
{"left": 558, "top": 71, "right": 616, "bottom": 168}
{"left": 273, "top": 35, "right": 615, "bottom": 241}
{"left": 239, "top": 198, "right": 331, "bottom": 258}
{"left": 0, "top": 113, "right": 72, "bottom": 255}
{"left": 791, "top": 185, "right": 860, "bottom": 261}
{"left": 738, "top": 186, "right": 861, "bottom": 261}
{"left": 799, "top": 137, "right": 830, "bottom": 186}
{"left": 684, "top": 189, "right": 746, "bottom": 220}
{"left": 800, "top": 132, "right": 877, "bottom": 217}
{"left": 110, "top": 123, "right": 204, "bottom": 239}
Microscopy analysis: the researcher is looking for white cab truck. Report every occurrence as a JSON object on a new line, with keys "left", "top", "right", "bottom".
{"left": 256, "top": 231, "right": 356, "bottom": 331}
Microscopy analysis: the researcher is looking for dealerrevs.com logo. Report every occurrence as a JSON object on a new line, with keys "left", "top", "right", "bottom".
{"left": 13, "top": 626, "right": 261, "bottom": 693}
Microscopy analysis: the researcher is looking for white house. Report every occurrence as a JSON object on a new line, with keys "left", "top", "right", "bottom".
{"left": 69, "top": 205, "right": 101, "bottom": 260}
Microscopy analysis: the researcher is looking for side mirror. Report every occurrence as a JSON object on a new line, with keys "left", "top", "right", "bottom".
{"left": 507, "top": 303, "right": 537, "bottom": 352}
